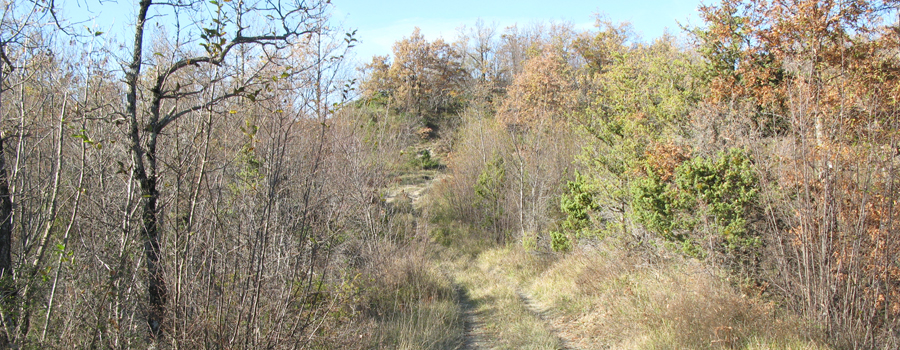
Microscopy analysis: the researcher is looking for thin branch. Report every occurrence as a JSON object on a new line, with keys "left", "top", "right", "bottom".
{"left": 157, "top": 91, "right": 240, "bottom": 130}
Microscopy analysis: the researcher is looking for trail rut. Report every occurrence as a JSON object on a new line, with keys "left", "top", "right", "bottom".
{"left": 393, "top": 170, "right": 573, "bottom": 349}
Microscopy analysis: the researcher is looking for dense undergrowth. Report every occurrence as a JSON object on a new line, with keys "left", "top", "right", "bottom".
{"left": 479, "top": 244, "right": 830, "bottom": 349}
{"left": 311, "top": 240, "right": 465, "bottom": 349}
{"left": 5, "top": 0, "right": 893, "bottom": 347}
{"left": 334, "top": 1, "right": 900, "bottom": 345}
{"left": 321, "top": 0, "right": 900, "bottom": 345}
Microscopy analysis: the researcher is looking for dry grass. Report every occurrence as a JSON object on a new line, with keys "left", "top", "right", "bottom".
{"left": 434, "top": 243, "right": 561, "bottom": 350}
{"left": 368, "top": 246, "right": 465, "bottom": 350}
{"left": 315, "top": 240, "right": 465, "bottom": 350}
{"left": 324, "top": 233, "right": 831, "bottom": 349}
{"left": 320, "top": 234, "right": 830, "bottom": 349}
{"left": 479, "top": 243, "right": 831, "bottom": 350}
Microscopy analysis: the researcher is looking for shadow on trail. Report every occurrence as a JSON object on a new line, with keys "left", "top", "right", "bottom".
{"left": 454, "top": 283, "right": 488, "bottom": 350}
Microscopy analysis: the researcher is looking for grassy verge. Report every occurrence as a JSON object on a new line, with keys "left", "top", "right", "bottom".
{"left": 311, "top": 240, "right": 465, "bottom": 350}
{"left": 476, "top": 243, "right": 831, "bottom": 350}
{"left": 433, "top": 241, "right": 561, "bottom": 350}
{"left": 322, "top": 232, "right": 829, "bottom": 349}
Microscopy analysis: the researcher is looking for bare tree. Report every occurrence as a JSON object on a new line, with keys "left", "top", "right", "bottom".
{"left": 0, "top": 0, "right": 70, "bottom": 344}
{"left": 121, "top": 0, "right": 333, "bottom": 339}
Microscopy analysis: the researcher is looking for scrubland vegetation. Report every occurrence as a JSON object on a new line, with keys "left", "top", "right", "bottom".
{"left": 0, "top": 0, "right": 897, "bottom": 348}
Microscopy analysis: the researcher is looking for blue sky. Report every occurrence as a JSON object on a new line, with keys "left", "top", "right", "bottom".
{"left": 58, "top": 0, "right": 704, "bottom": 64}
{"left": 332, "top": 0, "right": 705, "bottom": 62}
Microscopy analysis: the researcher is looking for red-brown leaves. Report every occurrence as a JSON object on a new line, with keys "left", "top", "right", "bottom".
{"left": 497, "top": 50, "right": 575, "bottom": 128}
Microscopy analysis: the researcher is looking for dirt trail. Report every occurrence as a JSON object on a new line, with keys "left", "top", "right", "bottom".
{"left": 448, "top": 256, "right": 572, "bottom": 350}
{"left": 457, "top": 284, "right": 490, "bottom": 350}
{"left": 514, "top": 289, "right": 577, "bottom": 350}
{"left": 384, "top": 172, "right": 447, "bottom": 208}
{"left": 391, "top": 170, "right": 572, "bottom": 349}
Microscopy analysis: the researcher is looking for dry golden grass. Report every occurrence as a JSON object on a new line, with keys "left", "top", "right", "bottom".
{"left": 314, "top": 240, "right": 465, "bottom": 350}
{"left": 322, "top": 233, "right": 830, "bottom": 349}
{"left": 433, "top": 242, "right": 561, "bottom": 350}
{"left": 479, "top": 243, "right": 831, "bottom": 350}
{"left": 368, "top": 246, "right": 464, "bottom": 349}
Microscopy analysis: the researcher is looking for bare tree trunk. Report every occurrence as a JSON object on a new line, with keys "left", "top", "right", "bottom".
{"left": 0, "top": 133, "right": 14, "bottom": 347}
{"left": 42, "top": 119, "right": 86, "bottom": 341}
{"left": 126, "top": 0, "right": 167, "bottom": 339}
{"left": 17, "top": 94, "right": 68, "bottom": 340}
{"left": 135, "top": 143, "right": 166, "bottom": 341}
{"left": 0, "top": 45, "right": 15, "bottom": 348}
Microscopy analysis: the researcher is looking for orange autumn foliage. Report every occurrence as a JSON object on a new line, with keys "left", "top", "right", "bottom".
{"left": 498, "top": 50, "right": 575, "bottom": 128}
